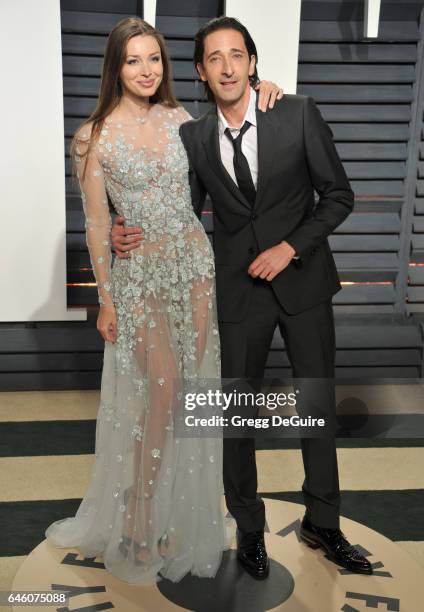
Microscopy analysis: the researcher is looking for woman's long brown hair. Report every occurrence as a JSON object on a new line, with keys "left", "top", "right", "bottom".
{"left": 71, "top": 17, "right": 179, "bottom": 179}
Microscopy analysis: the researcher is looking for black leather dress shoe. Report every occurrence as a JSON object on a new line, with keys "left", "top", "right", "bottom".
{"left": 236, "top": 529, "right": 269, "bottom": 580}
{"left": 300, "top": 515, "right": 373, "bottom": 575}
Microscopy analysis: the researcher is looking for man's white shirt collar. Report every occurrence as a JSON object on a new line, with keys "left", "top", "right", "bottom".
{"left": 217, "top": 87, "right": 257, "bottom": 137}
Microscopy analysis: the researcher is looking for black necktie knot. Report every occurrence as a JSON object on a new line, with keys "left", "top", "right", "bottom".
{"left": 225, "top": 121, "right": 251, "bottom": 150}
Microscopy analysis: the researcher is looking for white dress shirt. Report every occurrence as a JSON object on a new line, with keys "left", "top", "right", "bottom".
{"left": 217, "top": 87, "right": 258, "bottom": 189}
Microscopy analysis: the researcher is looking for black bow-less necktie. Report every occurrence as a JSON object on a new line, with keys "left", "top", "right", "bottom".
{"left": 224, "top": 121, "right": 256, "bottom": 205}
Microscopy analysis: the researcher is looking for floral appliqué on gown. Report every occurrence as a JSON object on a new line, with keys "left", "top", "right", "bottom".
{"left": 45, "top": 104, "right": 232, "bottom": 583}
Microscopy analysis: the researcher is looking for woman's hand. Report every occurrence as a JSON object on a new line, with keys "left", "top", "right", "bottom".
{"left": 254, "top": 80, "right": 284, "bottom": 112}
{"left": 97, "top": 305, "right": 117, "bottom": 343}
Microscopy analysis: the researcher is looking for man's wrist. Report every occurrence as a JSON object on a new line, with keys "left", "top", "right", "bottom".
{"left": 280, "top": 240, "right": 297, "bottom": 259}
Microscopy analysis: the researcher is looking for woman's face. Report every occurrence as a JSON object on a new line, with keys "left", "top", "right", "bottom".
{"left": 120, "top": 34, "right": 163, "bottom": 99}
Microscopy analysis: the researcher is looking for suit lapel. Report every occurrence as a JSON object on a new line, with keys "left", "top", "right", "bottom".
{"left": 202, "top": 108, "right": 252, "bottom": 210}
{"left": 254, "top": 100, "right": 275, "bottom": 210}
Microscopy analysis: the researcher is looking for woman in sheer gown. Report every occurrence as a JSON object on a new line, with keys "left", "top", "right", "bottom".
{"left": 45, "top": 17, "right": 279, "bottom": 584}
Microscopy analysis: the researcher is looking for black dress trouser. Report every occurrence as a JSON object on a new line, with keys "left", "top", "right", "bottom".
{"left": 219, "top": 277, "right": 340, "bottom": 533}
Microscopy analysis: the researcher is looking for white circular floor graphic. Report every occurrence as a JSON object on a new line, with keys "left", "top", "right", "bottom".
{"left": 12, "top": 499, "right": 424, "bottom": 611}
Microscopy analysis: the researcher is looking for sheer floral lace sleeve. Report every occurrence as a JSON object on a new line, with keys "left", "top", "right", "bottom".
{"left": 74, "top": 125, "right": 114, "bottom": 308}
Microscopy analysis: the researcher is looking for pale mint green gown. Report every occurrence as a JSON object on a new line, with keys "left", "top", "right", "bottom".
{"left": 45, "top": 104, "right": 233, "bottom": 584}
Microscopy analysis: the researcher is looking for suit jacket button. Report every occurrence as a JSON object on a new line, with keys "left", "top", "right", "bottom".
{"left": 248, "top": 247, "right": 255, "bottom": 254}
{"left": 251, "top": 213, "right": 258, "bottom": 221}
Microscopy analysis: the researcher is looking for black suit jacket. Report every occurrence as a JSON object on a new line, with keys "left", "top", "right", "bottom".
{"left": 179, "top": 93, "right": 354, "bottom": 322}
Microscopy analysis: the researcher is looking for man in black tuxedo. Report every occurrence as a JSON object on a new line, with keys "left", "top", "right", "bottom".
{"left": 112, "top": 16, "right": 372, "bottom": 579}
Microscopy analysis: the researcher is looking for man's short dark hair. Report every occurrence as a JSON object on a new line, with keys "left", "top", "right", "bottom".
{"left": 193, "top": 16, "right": 260, "bottom": 102}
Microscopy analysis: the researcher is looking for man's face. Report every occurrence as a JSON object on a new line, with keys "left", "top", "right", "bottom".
{"left": 196, "top": 28, "right": 256, "bottom": 106}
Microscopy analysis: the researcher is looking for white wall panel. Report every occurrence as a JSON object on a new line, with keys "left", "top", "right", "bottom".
{"left": 143, "top": 0, "right": 157, "bottom": 28}
{"left": 224, "top": 0, "right": 302, "bottom": 94}
{"left": 0, "top": 0, "right": 86, "bottom": 321}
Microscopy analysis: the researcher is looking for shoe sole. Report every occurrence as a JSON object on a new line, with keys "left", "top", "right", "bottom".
{"left": 236, "top": 554, "right": 269, "bottom": 580}
{"left": 300, "top": 531, "right": 373, "bottom": 575}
